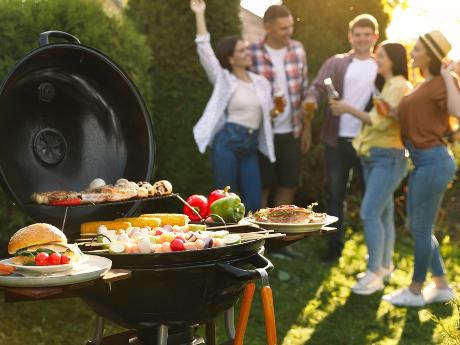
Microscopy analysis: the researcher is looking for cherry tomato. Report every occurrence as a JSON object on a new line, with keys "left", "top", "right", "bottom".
{"left": 47, "top": 252, "right": 61, "bottom": 265}
{"left": 60, "top": 255, "right": 71, "bottom": 265}
{"left": 35, "top": 252, "right": 49, "bottom": 266}
{"left": 170, "top": 239, "right": 185, "bottom": 251}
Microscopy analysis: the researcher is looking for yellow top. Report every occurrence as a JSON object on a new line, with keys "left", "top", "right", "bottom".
{"left": 353, "top": 75, "right": 412, "bottom": 156}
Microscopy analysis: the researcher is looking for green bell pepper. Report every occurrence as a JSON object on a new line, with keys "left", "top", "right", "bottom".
{"left": 210, "top": 195, "right": 245, "bottom": 223}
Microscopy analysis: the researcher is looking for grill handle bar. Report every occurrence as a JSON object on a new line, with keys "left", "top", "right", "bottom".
{"left": 39, "top": 31, "right": 81, "bottom": 46}
{"left": 216, "top": 252, "right": 273, "bottom": 281}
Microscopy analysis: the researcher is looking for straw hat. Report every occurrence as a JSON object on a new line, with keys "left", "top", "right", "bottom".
{"left": 419, "top": 30, "right": 451, "bottom": 62}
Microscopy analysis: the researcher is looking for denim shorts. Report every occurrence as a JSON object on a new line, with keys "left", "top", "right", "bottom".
{"left": 213, "top": 122, "right": 259, "bottom": 158}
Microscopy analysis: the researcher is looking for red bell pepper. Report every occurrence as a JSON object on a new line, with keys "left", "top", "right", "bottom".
{"left": 49, "top": 198, "right": 81, "bottom": 206}
{"left": 183, "top": 194, "right": 208, "bottom": 221}
{"left": 207, "top": 186, "right": 235, "bottom": 215}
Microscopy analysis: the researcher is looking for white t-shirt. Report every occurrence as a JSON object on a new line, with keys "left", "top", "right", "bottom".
{"left": 265, "top": 45, "right": 293, "bottom": 134}
{"left": 338, "top": 58, "right": 377, "bottom": 138}
{"left": 227, "top": 80, "right": 263, "bottom": 130}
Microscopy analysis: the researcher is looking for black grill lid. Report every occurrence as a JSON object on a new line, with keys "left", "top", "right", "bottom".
{"left": 0, "top": 31, "right": 155, "bottom": 235}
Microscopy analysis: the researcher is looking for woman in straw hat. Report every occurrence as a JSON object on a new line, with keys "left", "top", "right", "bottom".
{"left": 382, "top": 30, "right": 460, "bottom": 307}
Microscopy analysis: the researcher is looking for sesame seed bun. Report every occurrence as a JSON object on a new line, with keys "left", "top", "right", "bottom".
{"left": 8, "top": 223, "right": 67, "bottom": 254}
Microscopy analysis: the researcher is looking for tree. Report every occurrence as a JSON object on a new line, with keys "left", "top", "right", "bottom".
{"left": 285, "top": 0, "right": 390, "bottom": 74}
{"left": 125, "top": 0, "right": 241, "bottom": 197}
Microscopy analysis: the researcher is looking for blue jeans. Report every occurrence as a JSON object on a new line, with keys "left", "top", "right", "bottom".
{"left": 406, "top": 142, "right": 456, "bottom": 283}
{"left": 212, "top": 122, "right": 261, "bottom": 212}
{"left": 360, "top": 148, "right": 407, "bottom": 273}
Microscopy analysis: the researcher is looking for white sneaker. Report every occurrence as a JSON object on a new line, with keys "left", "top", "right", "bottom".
{"left": 382, "top": 288, "right": 425, "bottom": 307}
{"left": 422, "top": 283, "right": 455, "bottom": 304}
{"left": 351, "top": 271, "right": 384, "bottom": 295}
{"left": 357, "top": 266, "right": 393, "bottom": 282}
{"left": 379, "top": 266, "right": 394, "bottom": 282}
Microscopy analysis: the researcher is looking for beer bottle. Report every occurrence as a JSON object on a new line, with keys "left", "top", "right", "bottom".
{"left": 323, "top": 78, "right": 340, "bottom": 100}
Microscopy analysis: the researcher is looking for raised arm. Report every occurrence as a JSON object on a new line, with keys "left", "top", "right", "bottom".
{"left": 191, "top": 0, "right": 207, "bottom": 35}
{"left": 191, "top": 0, "right": 222, "bottom": 85}
{"left": 441, "top": 61, "right": 460, "bottom": 118}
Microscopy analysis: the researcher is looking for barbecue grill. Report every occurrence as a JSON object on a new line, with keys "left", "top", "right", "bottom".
{"left": 0, "top": 31, "right": 274, "bottom": 345}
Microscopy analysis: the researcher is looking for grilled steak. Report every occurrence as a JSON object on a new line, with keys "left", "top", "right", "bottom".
{"left": 251, "top": 205, "right": 327, "bottom": 224}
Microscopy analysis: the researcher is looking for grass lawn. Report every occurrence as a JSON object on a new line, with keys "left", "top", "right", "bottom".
{"left": 0, "top": 229, "right": 459, "bottom": 345}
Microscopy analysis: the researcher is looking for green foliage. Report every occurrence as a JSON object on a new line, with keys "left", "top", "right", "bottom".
{"left": 284, "top": 0, "right": 390, "bottom": 74}
{"left": 0, "top": 0, "right": 153, "bottom": 254}
{"left": 429, "top": 298, "right": 460, "bottom": 345}
{"left": 125, "top": 0, "right": 241, "bottom": 197}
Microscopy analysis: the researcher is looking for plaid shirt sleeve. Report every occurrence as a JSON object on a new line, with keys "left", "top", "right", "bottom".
{"left": 300, "top": 45, "right": 309, "bottom": 103}
{"left": 286, "top": 41, "right": 308, "bottom": 136}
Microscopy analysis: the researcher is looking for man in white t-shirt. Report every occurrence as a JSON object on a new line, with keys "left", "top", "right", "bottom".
{"left": 249, "top": 5, "right": 310, "bottom": 212}
{"left": 307, "top": 14, "right": 379, "bottom": 262}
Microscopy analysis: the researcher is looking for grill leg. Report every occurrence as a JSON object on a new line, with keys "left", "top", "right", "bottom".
{"left": 86, "top": 316, "right": 105, "bottom": 345}
{"left": 157, "top": 325, "right": 168, "bottom": 345}
{"left": 224, "top": 307, "right": 236, "bottom": 341}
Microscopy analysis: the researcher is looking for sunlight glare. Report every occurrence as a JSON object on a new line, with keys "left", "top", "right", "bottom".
{"left": 240, "top": 0, "right": 281, "bottom": 17}
{"left": 386, "top": 0, "right": 460, "bottom": 60}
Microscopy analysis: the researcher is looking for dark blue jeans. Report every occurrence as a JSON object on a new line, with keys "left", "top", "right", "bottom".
{"left": 212, "top": 122, "right": 261, "bottom": 212}
{"left": 325, "top": 138, "right": 364, "bottom": 254}
{"left": 406, "top": 142, "right": 456, "bottom": 283}
{"left": 361, "top": 148, "right": 407, "bottom": 273}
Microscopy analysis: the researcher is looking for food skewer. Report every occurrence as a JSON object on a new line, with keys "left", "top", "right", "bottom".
{"left": 239, "top": 234, "right": 285, "bottom": 241}
{"left": 206, "top": 223, "right": 260, "bottom": 230}
{"left": 79, "top": 228, "right": 275, "bottom": 239}
{"left": 76, "top": 232, "right": 285, "bottom": 247}
{"left": 175, "top": 194, "right": 203, "bottom": 221}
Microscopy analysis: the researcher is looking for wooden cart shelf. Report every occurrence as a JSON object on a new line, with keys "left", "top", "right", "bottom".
{"left": 1, "top": 268, "right": 131, "bottom": 302}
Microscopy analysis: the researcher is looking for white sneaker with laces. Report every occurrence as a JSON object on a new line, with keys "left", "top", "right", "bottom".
{"left": 382, "top": 288, "right": 425, "bottom": 307}
{"left": 351, "top": 271, "right": 384, "bottom": 295}
{"left": 422, "top": 283, "right": 455, "bottom": 304}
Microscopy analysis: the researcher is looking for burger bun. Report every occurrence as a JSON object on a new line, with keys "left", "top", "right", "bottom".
{"left": 8, "top": 223, "right": 67, "bottom": 254}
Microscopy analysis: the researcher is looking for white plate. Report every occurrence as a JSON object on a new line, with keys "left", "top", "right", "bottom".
{"left": 1, "top": 243, "right": 87, "bottom": 274}
{"left": 3, "top": 259, "right": 75, "bottom": 274}
{"left": 0, "top": 255, "right": 112, "bottom": 287}
{"left": 245, "top": 215, "right": 338, "bottom": 234}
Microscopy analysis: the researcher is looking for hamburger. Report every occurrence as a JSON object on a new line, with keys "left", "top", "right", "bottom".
{"left": 8, "top": 223, "right": 82, "bottom": 265}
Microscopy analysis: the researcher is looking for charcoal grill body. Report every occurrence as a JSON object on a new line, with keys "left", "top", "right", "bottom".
{"left": 0, "top": 31, "right": 154, "bottom": 237}
{"left": 83, "top": 244, "right": 269, "bottom": 328}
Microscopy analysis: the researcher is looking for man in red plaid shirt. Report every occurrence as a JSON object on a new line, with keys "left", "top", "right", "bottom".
{"left": 249, "top": 5, "right": 310, "bottom": 208}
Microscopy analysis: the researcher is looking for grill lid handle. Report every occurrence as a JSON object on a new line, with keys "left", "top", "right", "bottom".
{"left": 39, "top": 31, "right": 81, "bottom": 47}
